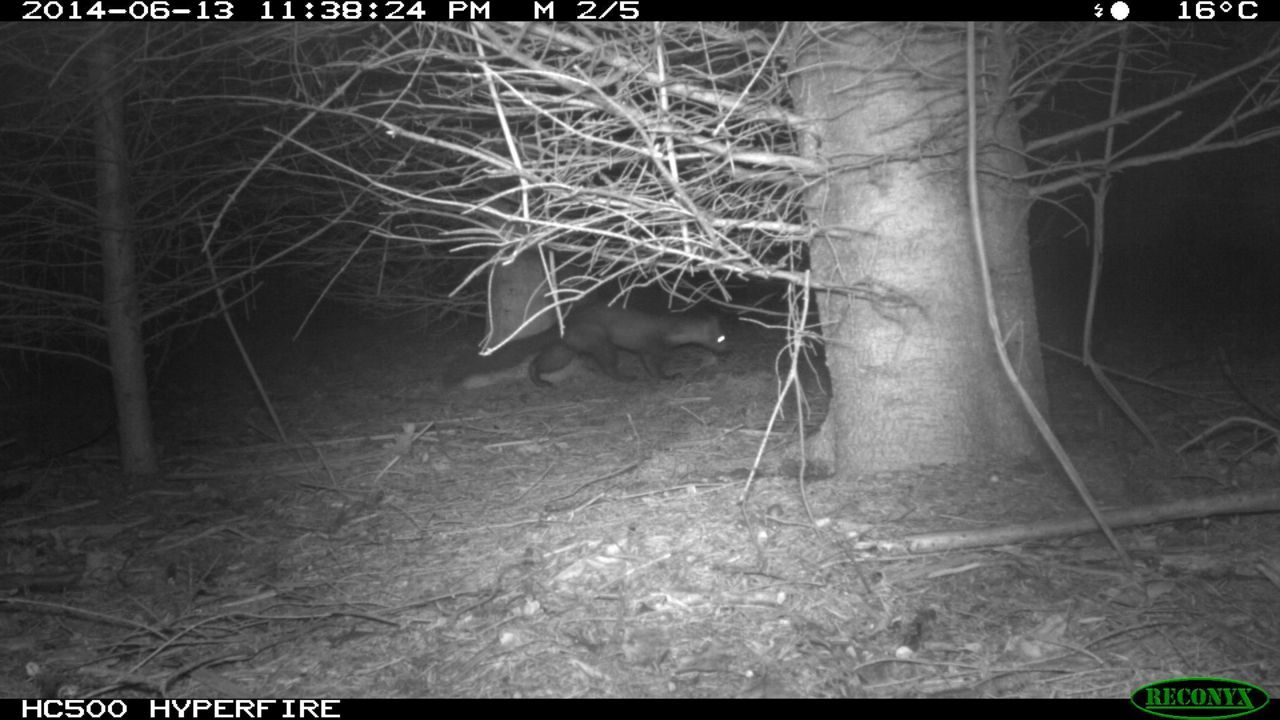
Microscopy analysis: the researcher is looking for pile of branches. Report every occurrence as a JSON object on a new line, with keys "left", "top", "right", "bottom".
{"left": 257, "top": 22, "right": 815, "bottom": 312}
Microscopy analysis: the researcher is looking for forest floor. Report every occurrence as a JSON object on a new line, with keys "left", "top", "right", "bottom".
{"left": 1, "top": 304, "right": 1277, "bottom": 698}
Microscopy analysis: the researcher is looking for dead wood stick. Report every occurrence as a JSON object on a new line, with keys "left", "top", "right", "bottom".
{"left": 871, "top": 488, "right": 1280, "bottom": 553}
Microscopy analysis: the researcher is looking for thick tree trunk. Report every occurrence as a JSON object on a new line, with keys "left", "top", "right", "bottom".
{"left": 91, "top": 34, "right": 159, "bottom": 477}
{"left": 790, "top": 24, "right": 1046, "bottom": 473}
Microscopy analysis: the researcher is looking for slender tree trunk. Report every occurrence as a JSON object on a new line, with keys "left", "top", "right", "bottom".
{"left": 91, "top": 33, "right": 158, "bottom": 477}
{"left": 477, "top": 192, "right": 554, "bottom": 349}
{"left": 485, "top": 245, "right": 553, "bottom": 348}
{"left": 790, "top": 24, "right": 1046, "bottom": 473}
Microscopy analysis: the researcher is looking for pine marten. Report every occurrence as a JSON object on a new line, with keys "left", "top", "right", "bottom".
{"left": 528, "top": 304, "right": 728, "bottom": 386}
{"left": 448, "top": 304, "right": 728, "bottom": 389}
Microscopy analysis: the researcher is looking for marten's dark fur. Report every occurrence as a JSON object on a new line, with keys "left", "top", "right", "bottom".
{"left": 527, "top": 304, "right": 727, "bottom": 386}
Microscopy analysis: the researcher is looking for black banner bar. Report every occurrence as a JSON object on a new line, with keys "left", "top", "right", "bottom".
{"left": 4, "top": 698, "right": 1142, "bottom": 715}
{"left": 5, "top": 0, "right": 1218, "bottom": 23}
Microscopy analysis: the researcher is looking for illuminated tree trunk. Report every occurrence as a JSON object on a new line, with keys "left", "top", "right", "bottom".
{"left": 791, "top": 24, "right": 1046, "bottom": 473}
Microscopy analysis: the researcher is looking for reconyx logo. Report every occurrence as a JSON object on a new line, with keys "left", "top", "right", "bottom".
{"left": 1132, "top": 677, "right": 1270, "bottom": 720}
